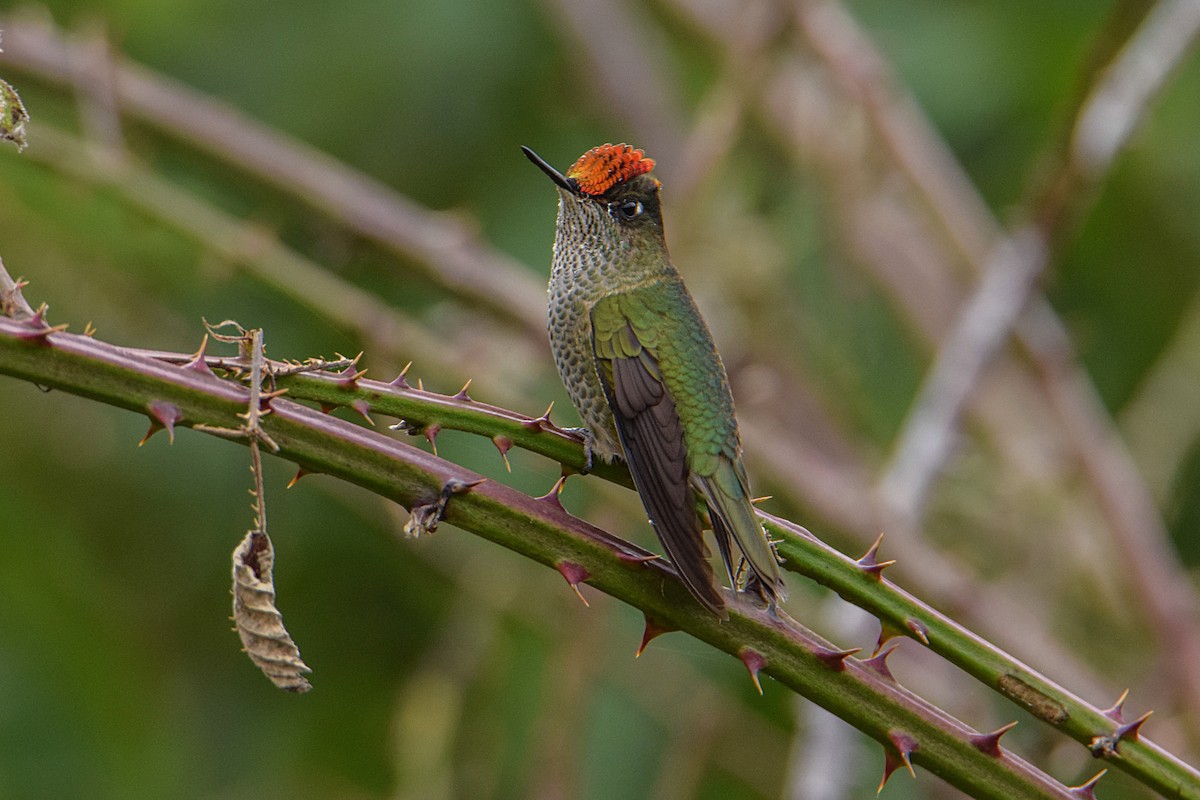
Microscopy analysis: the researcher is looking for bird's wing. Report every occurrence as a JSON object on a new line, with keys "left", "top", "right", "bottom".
{"left": 591, "top": 298, "right": 726, "bottom": 616}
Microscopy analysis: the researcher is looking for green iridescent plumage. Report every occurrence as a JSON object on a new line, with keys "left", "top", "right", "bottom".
{"left": 523, "top": 144, "right": 786, "bottom": 616}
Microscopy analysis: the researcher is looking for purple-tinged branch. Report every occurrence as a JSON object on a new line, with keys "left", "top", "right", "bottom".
{"left": 0, "top": 321, "right": 1113, "bottom": 800}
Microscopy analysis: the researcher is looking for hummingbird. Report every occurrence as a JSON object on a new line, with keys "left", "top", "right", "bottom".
{"left": 522, "top": 142, "right": 786, "bottom": 617}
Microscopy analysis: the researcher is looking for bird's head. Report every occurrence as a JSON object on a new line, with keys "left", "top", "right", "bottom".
{"left": 522, "top": 143, "right": 665, "bottom": 245}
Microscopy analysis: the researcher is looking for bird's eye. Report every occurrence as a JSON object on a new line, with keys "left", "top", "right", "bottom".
{"left": 617, "top": 200, "right": 643, "bottom": 220}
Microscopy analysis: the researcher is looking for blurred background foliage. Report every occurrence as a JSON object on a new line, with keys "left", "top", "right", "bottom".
{"left": 0, "top": 0, "right": 1198, "bottom": 798}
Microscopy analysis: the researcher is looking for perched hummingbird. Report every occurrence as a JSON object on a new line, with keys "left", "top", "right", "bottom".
{"left": 522, "top": 142, "right": 786, "bottom": 617}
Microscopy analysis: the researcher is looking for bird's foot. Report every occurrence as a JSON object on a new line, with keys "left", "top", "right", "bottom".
{"left": 561, "top": 426, "right": 596, "bottom": 474}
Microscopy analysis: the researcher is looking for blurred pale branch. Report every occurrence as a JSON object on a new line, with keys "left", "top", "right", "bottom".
{"left": 0, "top": 11, "right": 547, "bottom": 336}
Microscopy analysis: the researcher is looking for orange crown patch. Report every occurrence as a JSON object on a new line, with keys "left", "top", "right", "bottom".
{"left": 566, "top": 143, "right": 655, "bottom": 196}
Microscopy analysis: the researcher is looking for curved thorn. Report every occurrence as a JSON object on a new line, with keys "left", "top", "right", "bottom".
{"left": 636, "top": 616, "right": 675, "bottom": 657}
{"left": 812, "top": 644, "right": 860, "bottom": 671}
{"left": 738, "top": 647, "right": 767, "bottom": 695}
{"left": 423, "top": 423, "right": 441, "bottom": 456}
{"left": 140, "top": 400, "right": 182, "bottom": 446}
{"left": 864, "top": 640, "right": 902, "bottom": 682}
{"left": 969, "top": 721, "right": 1018, "bottom": 757}
{"left": 287, "top": 466, "right": 310, "bottom": 489}
{"left": 184, "top": 334, "right": 215, "bottom": 376}
{"left": 856, "top": 533, "right": 896, "bottom": 578}
{"left": 1115, "top": 710, "right": 1153, "bottom": 743}
{"left": 1068, "top": 769, "right": 1106, "bottom": 799}
{"left": 1102, "top": 688, "right": 1130, "bottom": 723}
{"left": 492, "top": 435, "right": 513, "bottom": 472}
{"left": 878, "top": 731, "right": 918, "bottom": 794}
{"left": 535, "top": 475, "right": 569, "bottom": 510}
{"left": 350, "top": 399, "right": 374, "bottom": 425}
{"left": 389, "top": 361, "right": 413, "bottom": 388}
{"left": 905, "top": 617, "right": 930, "bottom": 645}
{"left": 555, "top": 560, "right": 590, "bottom": 606}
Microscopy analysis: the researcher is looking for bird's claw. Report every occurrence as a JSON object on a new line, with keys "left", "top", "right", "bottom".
{"left": 562, "top": 426, "right": 595, "bottom": 474}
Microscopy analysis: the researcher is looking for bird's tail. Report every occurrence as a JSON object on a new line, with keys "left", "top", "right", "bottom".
{"left": 698, "top": 458, "right": 787, "bottom": 606}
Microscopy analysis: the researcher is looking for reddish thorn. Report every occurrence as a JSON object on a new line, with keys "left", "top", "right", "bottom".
{"left": 320, "top": 403, "right": 336, "bottom": 415}
{"left": 878, "top": 731, "right": 918, "bottom": 793}
{"left": 22, "top": 304, "right": 49, "bottom": 330}
{"left": 522, "top": 401, "right": 557, "bottom": 432}
{"left": 1115, "top": 711, "right": 1152, "bottom": 743}
{"left": 739, "top": 648, "right": 767, "bottom": 695}
{"left": 259, "top": 388, "right": 289, "bottom": 412}
{"left": 287, "top": 466, "right": 310, "bottom": 489}
{"left": 14, "top": 307, "right": 68, "bottom": 341}
{"left": 350, "top": 399, "right": 375, "bottom": 425}
{"left": 969, "top": 721, "right": 1017, "bottom": 757}
{"left": 140, "top": 400, "right": 182, "bottom": 446}
{"left": 1102, "top": 688, "right": 1130, "bottom": 723}
{"left": 535, "top": 475, "right": 569, "bottom": 510}
{"left": 864, "top": 640, "right": 901, "bottom": 682}
{"left": 555, "top": 561, "right": 590, "bottom": 606}
{"left": 184, "top": 334, "right": 215, "bottom": 377}
{"left": 636, "top": 617, "right": 675, "bottom": 657}
{"left": 423, "top": 423, "right": 441, "bottom": 456}
{"left": 336, "top": 367, "right": 367, "bottom": 389}
{"left": 812, "top": 644, "right": 860, "bottom": 672}
{"left": 452, "top": 379, "right": 473, "bottom": 401}
{"left": 389, "top": 362, "right": 413, "bottom": 389}
{"left": 492, "top": 435, "right": 513, "bottom": 472}
{"left": 905, "top": 618, "right": 929, "bottom": 645}
{"left": 876, "top": 623, "right": 902, "bottom": 650}
{"left": 856, "top": 533, "right": 896, "bottom": 579}
{"left": 1068, "top": 769, "right": 1106, "bottom": 800}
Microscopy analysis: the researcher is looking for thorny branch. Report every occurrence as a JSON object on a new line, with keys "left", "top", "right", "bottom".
{"left": 4, "top": 304, "right": 1187, "bottom": 798}
{"left": 0, "top": 316, "right": 1135, "bottom": 800}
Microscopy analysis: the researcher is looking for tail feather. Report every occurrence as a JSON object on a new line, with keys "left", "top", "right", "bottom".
{"left": 697, "top": 458, "right": 786, "bottom": 605}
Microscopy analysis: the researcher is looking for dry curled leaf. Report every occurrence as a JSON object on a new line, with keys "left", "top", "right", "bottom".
{"left": 232, "top": 530, "right": 312, "bottom": 692}
{"left": 0, "top": 77, "right": 29, "bottom": 152}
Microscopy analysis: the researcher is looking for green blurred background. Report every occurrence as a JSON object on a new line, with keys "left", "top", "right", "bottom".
{"left": 1, "top": 0, "right": 1198, "bottom": 798}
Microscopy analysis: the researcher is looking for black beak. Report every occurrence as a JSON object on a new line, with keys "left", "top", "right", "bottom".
{"left": 521, "top": 146, "right": 578, "bottom": 194}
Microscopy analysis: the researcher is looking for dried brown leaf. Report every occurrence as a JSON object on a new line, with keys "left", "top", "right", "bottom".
{"left": 231, "top": 530, "right": 312, "bottom": 692}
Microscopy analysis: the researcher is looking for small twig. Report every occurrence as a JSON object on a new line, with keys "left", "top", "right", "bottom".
{"left": 0, "top": 255, "right": 37, "bottom": 320}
